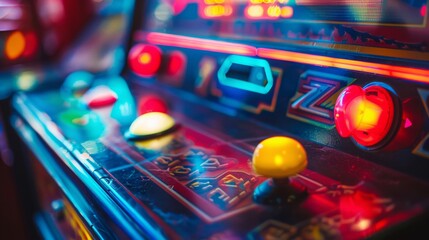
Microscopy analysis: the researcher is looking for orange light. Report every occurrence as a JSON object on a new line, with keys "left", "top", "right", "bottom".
{"left": 138, "top": 53, "right": 152, "bottom": 64}
{"left": 143, "top": 32, "right": 429, "bottom": 84}
{"left": 334, "top": 84, "right": 395, "bottom": 147}
{"left": 5, "top": 31, "right": 25, "bottom": 60}
{"left": 280, "top": 6, "right": 294, "bottom": 18}
{"left": 146, "top": 32, "right": 257, "bottom": 56}
{"left": 128, "top": 44, "right": 162, "bottom": 77}
{"left": 267, "top": 5, "right": 281, "bottom": 18}
{"left": 203, "top": 5, "right": 230, "bottom": 17}
{"left": 204, "top": 0, "right": 225, "bottom": 3}
{"left": 296, "top": 0, "right": 380, "bottom": 5}
{"left": 245, "top": 5, "right": 264, "bottom": 18}
{"left": 258, "top": 48, "right": 429, "bottom": 84}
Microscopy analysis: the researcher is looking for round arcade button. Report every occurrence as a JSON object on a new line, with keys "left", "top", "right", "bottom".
{"left": 125, "top": 112, "right": 179, "bottom": 141}
{"left": 128, "top": 44, "right": 162, "bottom": 77}
{"left": 83, "top": 85, "right": 118, "bottom": 109}
{"left": 138, "top": 94, "right": 168, "bottom": 115}
{"left": 334, "top": 83, "right": 398, "bottom": 149}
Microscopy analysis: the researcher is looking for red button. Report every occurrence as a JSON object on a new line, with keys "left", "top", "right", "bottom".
{"left": 84, "top": 86, "right": 118, "bottom": 108}
{"left": 138, "top": 95, "right": 168, "bottom": 115}
{"left": 334, "top": 84, "right": 396, "bottom": 147}
{"left": 166, "top": 51, "right": 186, "bottom": 76}
{"left": 128, "top": 44, "right": 162, "bottom": 77}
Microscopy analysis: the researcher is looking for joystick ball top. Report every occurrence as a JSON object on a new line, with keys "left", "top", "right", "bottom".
{"left": 252, "top": 136, "right": 307, "bottom": 178}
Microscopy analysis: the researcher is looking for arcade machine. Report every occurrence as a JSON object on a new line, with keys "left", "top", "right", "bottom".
{"left": 10, "top": 0, "right": 429, "bottom": 239}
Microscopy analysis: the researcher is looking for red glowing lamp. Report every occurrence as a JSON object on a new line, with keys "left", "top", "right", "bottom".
{"left": 421, "top": 5, "right": 427, "bottom": 17}
{"left": 84, "top": 86, "right": 118, "bottom": 109}
{"left": 334, "top": 84, "right": 396, "bottom": 147}
{"left": 128, "top": 44, "right": 162, "bottom": 77}
{"left": 138, "top": 95, "right": 168, "bottom": 115}
{"left": 166, "top": 51, "right": 186, "bottom": 76}
{"left": 23, "top": 32, "right": 38, "bottom": 57}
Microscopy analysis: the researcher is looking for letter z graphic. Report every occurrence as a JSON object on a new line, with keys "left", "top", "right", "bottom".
{"left": 287, "top": 71, "right": 355, "bottom": 129}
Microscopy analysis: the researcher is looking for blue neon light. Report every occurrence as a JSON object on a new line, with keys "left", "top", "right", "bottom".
{"left": 217, "top": 55, "right": 273, "bottom": 94}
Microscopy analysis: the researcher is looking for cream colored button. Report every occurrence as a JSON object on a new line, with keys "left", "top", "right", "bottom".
{"left": 252, "top": 136, "right": 307, "bottom": 178}
{"left": 129, "top": 112, "right": 175, "bottom": 137}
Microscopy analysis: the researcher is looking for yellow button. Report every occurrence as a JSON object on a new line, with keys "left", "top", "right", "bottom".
{"left": 252, "top": 136, "right": 307, "bottom": 178}
{"left": 129, "top": 112, "right": 175, "bottom": 136}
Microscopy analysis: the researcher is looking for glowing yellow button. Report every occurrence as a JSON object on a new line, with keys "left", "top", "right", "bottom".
{"left": 252, "top": 136, "right": 307, "bottom": 178}
{"left": 129, "top": 112, "right": 175, "bottom": 137}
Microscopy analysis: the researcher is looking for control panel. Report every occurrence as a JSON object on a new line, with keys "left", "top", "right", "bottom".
{"left": 10, "top": 0, "right": 429, "bottom": 239}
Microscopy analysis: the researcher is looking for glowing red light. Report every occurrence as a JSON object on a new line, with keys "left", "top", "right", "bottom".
{"left": 334, "top": 84, "right": 395, "bottom": 147}
{"left": 258, "top": 48, "right": 429, "bottom": 84}
{"left": 339, "top": 190, "right": 385, "bottom": 224}
{"left": 166, "top": 51, "right": 186, "bottom": 76}
{"left": 23, "top": 32, "right": 38, "bottom": 57}
{"left": 128, "top": 44, "right": 162, "bottom": 77}
{"left": 146, "top": 32, "right": 257, "bottom": 56}
{"left": 421, "top": 5, "right": 427, "bottom": 17}
{"left": 138, "top": 95, "right": 168, "bottom": 115}
{"left": 84, "top": 86, "right": 118, "bottom": 109}
{"left": 88, "top": 95, "right": 117, "bottom": 108}
{"left": 144, "top": 32, "right": 429, "bottom": 84}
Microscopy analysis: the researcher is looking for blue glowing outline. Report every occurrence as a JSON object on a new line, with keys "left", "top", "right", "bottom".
{"left": 217, "top": 55, "right": 273, "bottom": 94}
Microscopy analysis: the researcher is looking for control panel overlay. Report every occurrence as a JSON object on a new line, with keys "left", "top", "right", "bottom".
{"left": 13, "top": 85, "right": 429, "bottom": 239}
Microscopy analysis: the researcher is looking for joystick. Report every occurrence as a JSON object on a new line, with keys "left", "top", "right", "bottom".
{"left": 252, "top": 136, "right": 308, "bottom": 205}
